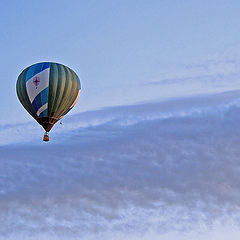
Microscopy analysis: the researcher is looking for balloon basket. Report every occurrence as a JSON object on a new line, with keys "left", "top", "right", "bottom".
{"left": 43, "top": 132, "right": 49, "bottom": 142}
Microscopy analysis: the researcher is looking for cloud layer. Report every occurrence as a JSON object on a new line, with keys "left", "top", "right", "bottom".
{"left": 1, "top": 90, "right": 240, "bottom": 239}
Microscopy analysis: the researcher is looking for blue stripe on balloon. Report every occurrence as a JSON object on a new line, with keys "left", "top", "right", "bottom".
{"left": 31, "top": 87, "right": 48, "bottom": 112}
{"left": 39, "top": 109, "right": 48, "bottom": 117}
{"left": 26, "top": 62, "right": 50, "bottom": 82}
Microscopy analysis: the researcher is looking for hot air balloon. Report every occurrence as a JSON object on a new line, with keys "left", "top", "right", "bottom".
{"left": 16, "top": 62, "right": 81, "bottom": 141}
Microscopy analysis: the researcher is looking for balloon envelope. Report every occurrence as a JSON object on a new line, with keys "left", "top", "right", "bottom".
{"left": 16, "top": 62, "right": 81, "bottom": 132}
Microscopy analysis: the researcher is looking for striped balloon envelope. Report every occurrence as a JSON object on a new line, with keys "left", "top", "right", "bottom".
{"left": 16, "top": 62, "right": 81, "bottom": 141}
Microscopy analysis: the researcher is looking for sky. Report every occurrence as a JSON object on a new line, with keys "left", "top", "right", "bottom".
{"left": 1, "top": 0, "right": 240, "bottom": 239}
{"left": 1, "top": 0, "right": 240, "bottom": 123}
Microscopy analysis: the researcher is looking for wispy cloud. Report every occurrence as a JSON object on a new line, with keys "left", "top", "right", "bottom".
{"left": 145, "top": 51, "right": 240, "bottom": 97}
{"left": 148, "top": 74, "right": 224, "bottom": 86}
{"left": 1, "top": 90, "right": 240, "bottom": 239}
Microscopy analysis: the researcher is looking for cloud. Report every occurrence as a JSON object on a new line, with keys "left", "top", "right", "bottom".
{"left": 145, "top": 51, "right": 240, "bottom": 97}
{"left": 1, "top": 90, "right": 240, "bottom": 239}
{"left": 148, "top": 74, "right": 224, "bottom": 86}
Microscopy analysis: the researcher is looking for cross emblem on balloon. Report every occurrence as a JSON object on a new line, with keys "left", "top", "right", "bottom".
{"left": 33, "top": 76, "right": 40, "bottom": 89}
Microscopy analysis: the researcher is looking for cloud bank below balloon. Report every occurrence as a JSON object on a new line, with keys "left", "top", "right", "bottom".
{"left": 1, "top": 90, "right": 240, "bottom": 240}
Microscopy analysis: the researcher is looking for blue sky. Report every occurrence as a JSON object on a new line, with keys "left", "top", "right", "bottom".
{"left": 1, "top": 1, "right": 240, "bottom": 240}
{"left": 1, "top": 0, "right": 240, "bottom": 123}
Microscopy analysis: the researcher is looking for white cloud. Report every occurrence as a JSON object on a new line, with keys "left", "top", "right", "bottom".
{"left": 145, "top": 44, "right": 240, "bottom": 100}
{"left": 1, "top": 90, "right": 240, "bottom": 239}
